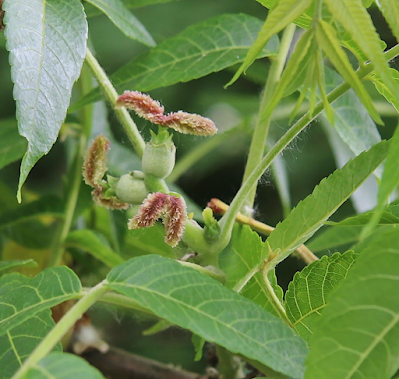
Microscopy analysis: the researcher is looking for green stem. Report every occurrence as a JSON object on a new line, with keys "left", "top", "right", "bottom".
{"left": 261, "top": 268, "right": 291, "bottom": 326}
{"left": 12, "top": 281, "right": 110, "bottom": 379}
{"left": 47, "top": 64, "right": 94, "bottom": 268}
{"left": 241, "top": 23, "right": 296, "bottom": 213}
{"left": 216, "top": 346, "right": 242, "bottom": 379}
{"left": 213, "top": 43, "right": 399, "bottom": 254}
{"left": 85, "top": 48, "right": 146, "bottom": 157}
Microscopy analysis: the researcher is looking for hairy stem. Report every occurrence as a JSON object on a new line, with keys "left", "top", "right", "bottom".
{"left": 12, "top": 281, "right": 110, "bottom": 379}
{"left": 214, "top": 43, "right": 399, "bottom": 254}
{"left": 210, "top": 199, "right": 318, "bottom": 264}
{"left": 47, "top": 64, "right": 94, "bottom": 268}
{"left": 241, "top": 23, "right": 296, "bottom": 213}
{"left": 85, "top": 48, "right": 146, "bottom": 157}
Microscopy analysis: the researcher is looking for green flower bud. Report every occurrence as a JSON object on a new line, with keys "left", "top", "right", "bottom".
{"left": 115, "top": 172, "right": 148, "bottom": 205}
{"left": 142, "top": 130, "right": 176, "bottom": 179}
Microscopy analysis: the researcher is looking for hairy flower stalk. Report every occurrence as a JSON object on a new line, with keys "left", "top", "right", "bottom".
{"left": 116, "top": 90, "right": 218, "bottom": 136}
{"left": 128, "top": 192, "right": 187, "bottom": 247}
{"left": 83, "top": 135, "right": 129, "bottom": 210}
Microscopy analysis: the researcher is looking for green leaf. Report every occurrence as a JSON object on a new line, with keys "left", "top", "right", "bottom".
{"left": 85, "top": 0, "right": 177, "bottom": 17}
{"left": 325, "top": 0, "right": 399, "bottom": 109}
{"left": 0, "top": 310, "right": 61, "bottom": 379}
{"left": 0, "top": 118, "right": 27, "bottom": 171}
{"left": 0, "top": 260, "right": 37, "bottom": 274}
{"left": 0, "top": 267, "right": 81, "bottom": 336}
{"left": 65, "top": 229, "right": 125, "bottom": 268}
{"left": 371, "top": 68, "right": 399, "bottom": 113}
{"left": 267, "top": 140, "right": 389, "bottom": 268}
{"left": 0, "top": 196, "right": 64, "bottom": 229}
{"left": 3, "top": 0, "right": 88, "bottom": 201}
{"left": 264, "top": 29, "right": 315, "bottom": 115}
{"left": 285, "top": 251, "right": 357, "bottom": 342}
{"left": 192, "top": 334, "right": 205, "bottom": 361}
{"left": 25, "top": 352, "right": 105, "bottom": 379}
{"left": 323, "top": 67, "right": 382, "bottom": 161}
{"left": 70, "top": 14, "right": 280, "bottom": 111}
{"left": 219, "top": 225, "right": 283, "bottom": 317}
{"left": 315, "top": 20, "right": 382, "bottom": 124}
{"left": 83, "top": 0, "right": 155, "bottom": 46}
{"left": 107, "top": 255, "right": 308, "bottom": 378}
{"left": 227, "top": 0, "right": 313, "bottom": 87}
{"left": 305, "top": 228, "right": 399, "bottom": 379}
{"left": 376, "top": 0, "right": 399, "bottom": 44}
{"left": 362, "top": 123, "right": 399, "bottom": 239}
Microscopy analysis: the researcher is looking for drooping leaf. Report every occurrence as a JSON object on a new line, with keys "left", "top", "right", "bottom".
{"left": 324, "top": 0, "right": 399, "bottom": 109}
{"left": 305, "top": 228, "right": 399, "bottom": 379}
{"left": 0, "top": 196, "right": 64, "bottom": 229}
{"left": 25, "top": 352, "right": 105, "bottom": 379}
{"left": 263, "top": 29, "right": 315, "bottom": 116}
{"left": 85, "top": 0, "right": 177, "bottom": 17}
{"left": 3, "top": 0, "right": 88, "bottom": 201}
{"left": 321, "top": 120, "right": 379, "bottom": 214}
{"left": 0, "top": 310, "right": 61, "bottom": 379}
{"left": 371, "top": 68, "right": 399, "bottom": 113}
{"left": 0, "top": 267, "right": 81, "bottom": 336}
{"left": 362, "top": 123, "right": 399, "bottom": 238}
{"left": 266, "top": 140, "right": 389, "bottom": 268}
{"left": 315, "top": 20, "right": 382, "bottom": 124}
{"left": 228, "top": 0, "right": 313, "bottom": 87}
{"left": 219, "top": 225, "right": 284, "bottom": 317}
{"left": 376, "top": 0, "right": 399, "bottom": 44}
{"left": 0, "top": 118, "right": 27, "bottom": 170}
{"left": 308, "top": 202, "right": 399, "bottom": 252}
{"left": 0, "top": 260, "right": 37, "bottom": 274}
{"left": 65, "top": 229, "right": 125, "bottom": 268}
{"left": 285, "top": 251, "right": 357, "bottom": 341}
{"left": 107, "top": 255, "right": 308, "bottom": 378}
{"left": 83, "top": 0, "right": 155, "bottom": 46}
{"left": 322, "top": 68, "right": 382, "bottom": 165}
{"left": 70, "top": 14, "right": 280, "bottom": 111}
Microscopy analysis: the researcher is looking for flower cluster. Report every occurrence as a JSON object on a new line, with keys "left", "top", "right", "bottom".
{"left": 116, "top": 90, "right": 217, "bottom": 136}
{"left": 83, "top": 135, "right": 129, "bottom": 210}
{"left": 128, "top": 192, "right": 187, "bottom": 247}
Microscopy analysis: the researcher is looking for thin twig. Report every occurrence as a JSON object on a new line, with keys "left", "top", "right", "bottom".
{"left": 81, "top": 346, "right": 208, "bottom": 379}
{"left": 208, "top": 198, "right": 318, "bottom": 265}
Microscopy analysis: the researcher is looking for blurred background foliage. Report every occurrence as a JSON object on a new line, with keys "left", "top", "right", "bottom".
{"left": 0, "top": 0, "right": 398, "bottom": 374}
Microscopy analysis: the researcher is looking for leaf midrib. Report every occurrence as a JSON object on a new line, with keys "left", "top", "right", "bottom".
{"left": 110, "top": 281, "right": 303, "bottom": 371}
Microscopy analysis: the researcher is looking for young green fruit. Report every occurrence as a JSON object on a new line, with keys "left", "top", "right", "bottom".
{"left": 142, "top": 131, "right": 176, "bottom": 179}
{"left": 115, "top": 172, "right": 148, "bottom": 205}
